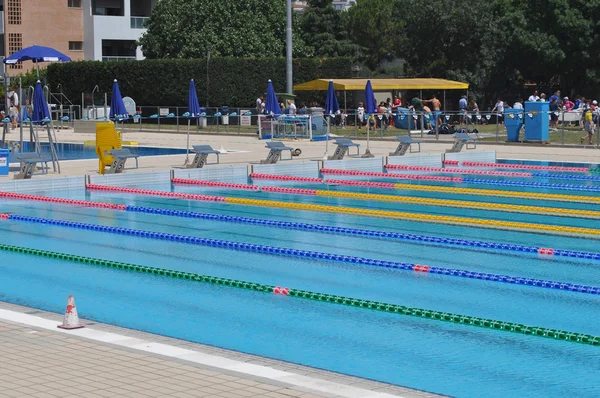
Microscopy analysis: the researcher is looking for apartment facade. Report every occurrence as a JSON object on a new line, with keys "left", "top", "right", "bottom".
{"left": 82, "top": 0, "right": 157, "bottom": 61}
{"left": 1, "top": 0, "right": 84, "bottom": 73}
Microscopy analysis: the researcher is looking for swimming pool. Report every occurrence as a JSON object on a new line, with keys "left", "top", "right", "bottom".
{"left": 5, "top": 142, "right": 186, "bottom": 162}
{"left": 1, "top": 157, "right": 599, "bottom": 397}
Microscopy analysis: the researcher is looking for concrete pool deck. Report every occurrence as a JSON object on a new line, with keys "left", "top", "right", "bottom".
{"left": 0, "top": 128, "right": 597, "bottom": 397}
{"left": 0, "top": 302, "right": 440, "bottom": 398}
{"left": 1, "top": 128, "right": 598, "bottom": 178}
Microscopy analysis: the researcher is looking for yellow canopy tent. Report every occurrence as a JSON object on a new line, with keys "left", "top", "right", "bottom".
{"left": 293, "top": 78, "right": 469, "bottom": 111}
{"left": 293, "top": 78, "right": 468, "bottom": 91}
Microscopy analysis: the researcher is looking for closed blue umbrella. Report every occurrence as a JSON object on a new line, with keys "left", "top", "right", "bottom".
{"left": 323, "top": 80, "right": 339, "bottom": 158}
{"left": 364, "top": 80, "right": 377, "bottom": 156}
{"left": 32, "top": 81, "right": 50, "bottom": 123}
{"left": 3, "top": 45, "right": 71, "bottom": 77}
{"left": 188, "top": 79, "right": 201, "bottom": 117}
{"left": 325, "top": 80, "right": 339, "bottom": 116}
{"left": 184, "top": 79, "right": 201, "bottom": 165}
{"left": 265, "top": 80, "right": 281, "bottom": 116}
{"left": 110, "top": 79, "right": 128, "bottom": 120}
{"left": 364, "top": 80, "right": 377, "bottom": 114}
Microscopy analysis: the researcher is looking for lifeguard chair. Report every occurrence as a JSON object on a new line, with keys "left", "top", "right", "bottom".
{"left": 96, "top": 122, "right": 122, "bottom": 174}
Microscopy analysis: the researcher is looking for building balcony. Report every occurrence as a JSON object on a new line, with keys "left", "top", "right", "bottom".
{"left": 102, "top": 56, "right": 136, "bottom": 62}
{"left": 130, "top": 16, "right": 149, "bottom": 29}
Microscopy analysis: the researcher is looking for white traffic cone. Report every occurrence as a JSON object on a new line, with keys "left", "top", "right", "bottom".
{"left": 218, "top": 145, "right": 228, "bottom": 154}
{"left": 57, "top": 295, "right": 85, "bottom": 330}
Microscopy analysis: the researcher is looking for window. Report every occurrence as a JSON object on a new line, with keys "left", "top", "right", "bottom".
{"left": 69, "top": 41, "right": 83, "bottom": 51}
{"left": 101, "top": 39, "right": 136, "bottom": 61}
{"left": 92, "top": 0, "right": 124, "bottom": 16}
{"left": 68, "top": 0, "right": 82, "bottom": 8}
{"left": 8, "top": 33, "right": 22, "bottom": 70}
{"left": 7, "top": 0, "right": 22, "bottom": 25}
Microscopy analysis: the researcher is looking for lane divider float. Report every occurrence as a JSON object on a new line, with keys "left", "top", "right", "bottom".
{"left": 5, "top": 213, "right": 600, "bottom": 295}
{"left": 321, "top": 168, "right": 463, "bottom": 183}
{"left": 321, "top": 169, "right": 600, "bottom": 193}
{"left": 250, "top": 173, "right": 600, "bottom": 204}
{"left": 3, "top": 195, "right": 599, "bottom": 262}
{"left": 0, "top": 242, "right": 598, "bottom": 346}
{"left": 174, "top": 178, "right": 600, "bottom": 220}
{"left": 386, "top": 164, "right": 533, "bottom": 178}
{"left": 448, "top": 161, "right": 589, "bottom": 173}
{"left": 84, "top": 185, "right": 600, "bottom": 238}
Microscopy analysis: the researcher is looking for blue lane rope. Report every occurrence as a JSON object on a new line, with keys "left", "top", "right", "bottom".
{"left": 6, "top": 214, "right": 600, "bottom": 296}
{"left": 530, "top": 173, "right": 600, "bottom": 182}
{"left": 123, "top": 205, "right": 600, "bottom": 262}
{"left": 461, "top": 178, "right": 600, "bottom": 192}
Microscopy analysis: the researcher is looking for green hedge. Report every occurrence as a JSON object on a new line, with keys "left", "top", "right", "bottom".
{"left": 46, "top": 57, "right": 353, "bottom": 108}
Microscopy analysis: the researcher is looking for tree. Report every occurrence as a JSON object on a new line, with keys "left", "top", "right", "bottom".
{"left": 501, "top": 0, "right": 600, "bottom": 97}
{"left": 300, "top": 0, "right": 355, "bottom": 58}
{"left": 398, "top": 0, "right": 505, "bottom": 100}
{"left": 139, "top": 0, "right": 313, "bottom": 59}
{"left": 346, "top": 0, "right": 404, "bottom": 70}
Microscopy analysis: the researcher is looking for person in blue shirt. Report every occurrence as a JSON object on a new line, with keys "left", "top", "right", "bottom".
{"left": 459, "top": 95, "right": 468, "bottom": 125}
{"left": 549, "top": 90, "right": 561, "bottom": 104}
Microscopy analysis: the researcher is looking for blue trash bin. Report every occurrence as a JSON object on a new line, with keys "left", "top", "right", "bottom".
{"left": 524, "top": 101, "right": 549, "bottom": 142}
{"left": 504, "top": 109, "right": 523, "bottom": 142}
{"left": 0, "top": 149, "right": 9, "bottom": 176}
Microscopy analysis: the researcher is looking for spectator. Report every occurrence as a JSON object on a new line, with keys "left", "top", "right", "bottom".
{"left": 424, "top": 95, "right": 442, "bottom": 127}
{"left": 491, "top": 97, "right": 504, "bottom": 125}
{"left": 513, "top": 98, "right": 524, "bottom": 110}
{"left": 422, "top": 105, "right": 432, "bottom": 130}
{"left": 298, "top": 103, "right": 307, "bottom": 115}
{"left": 581, "top": 107, "right": 594, "bottom": 145}
{"left": 469, "top": 99, "right": 480, "bottom": 124}
{"left": 256, "top": 95, "right": 263, "bottom": 114}
{"left": 459, "top": 94, "right": 468, "bottom": 124}
{"left": 288, "top": 100, "right": 296, "bottom": 115}
{"left": 8, "top": 100, "right": 18, "bottom": 130}
{"left": 357, "top": 102, "right": 365, "bottom": 130}
{"left": 563, "top": 97, "right": 574, "bottom": 111}
{"left": 549, "top": 90, "right": 561, "bottom": 103}
{"left": 574, "top": 95, "right": 582, "bottom": 109}
{"left": 549, "top": 98, "right": 559, "bottom": 131}
{"left": 539, "top": 93, "right": 546, "bottom": 101}
{"left": 528, "top": 90, "right": 540, "bottom": 102}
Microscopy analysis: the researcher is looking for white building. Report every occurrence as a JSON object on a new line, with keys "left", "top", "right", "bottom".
{"left": 332, "top": 0, "right": 356, "bottom": 10}
{"left": 82, "top": 0, "right": 158, "bottom": 61}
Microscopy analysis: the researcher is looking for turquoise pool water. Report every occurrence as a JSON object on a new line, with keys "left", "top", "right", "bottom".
{"left": 1, "top": 162, "right": 599, "bottom": 397}
{"left": 6, "top": 142, "right": 186, "bottom": 162}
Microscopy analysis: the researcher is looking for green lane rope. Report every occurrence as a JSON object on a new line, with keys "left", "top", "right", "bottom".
{"left": 1, "top": 242, "right": 598, "bottom": 347}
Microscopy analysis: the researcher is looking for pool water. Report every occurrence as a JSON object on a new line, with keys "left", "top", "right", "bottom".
{"left": 6, "top": 142, "right": 186, "bottom": 162}
{"left": 1, "top": 162, "right": 599, "bottom": 397}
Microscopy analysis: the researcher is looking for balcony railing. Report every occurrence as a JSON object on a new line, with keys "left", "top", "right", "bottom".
{"left": 130, "top": 17, "right": 149, "bottom": 29}
{"left": 102, "top": 56, "right": 136, "bottom": 62}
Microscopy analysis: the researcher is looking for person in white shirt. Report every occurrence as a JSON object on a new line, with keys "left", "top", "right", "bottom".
{"left": 528, "top": 90, "right": 540, "bottom": 102}
{"left": 288, "top": 100, "right": 297, "bottom": 115}
{"left": 491, "top": 97, "right": 504, "bottom": 124}
{"left": 357, "top": 102, "right": 365, "bottom": 130}
{"left": 513, "top": 98, "right": 524, "bottom": 110}
{"left": 256, "top": 96, "right": 263, "bottom": 114}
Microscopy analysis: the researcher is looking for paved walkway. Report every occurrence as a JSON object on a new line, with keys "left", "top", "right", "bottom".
{"left": 1, "top": 128, "right": 598, "bottom": 179}
{"left": 0, "top": 302, "right": 439, "bottom": 398}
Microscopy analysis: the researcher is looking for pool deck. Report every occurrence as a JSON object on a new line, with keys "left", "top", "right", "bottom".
{"left": 1, "top": 128, "right": 597, "bottom": 397}
{"left": 2, "top": 128, "right": 598, "bottom": 178}
{"left": 0, "top": 302, "right": 440, "bottom": 398}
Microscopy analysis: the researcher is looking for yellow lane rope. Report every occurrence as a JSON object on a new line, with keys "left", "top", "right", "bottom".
{"left": 391, "top": 183, "right": 600, "bottom": 204}
{"left": 223, "top": 197, "right": 600, "bottom": 238}
{"left": 312, "top": 190, "right": 600, "bottom": 220}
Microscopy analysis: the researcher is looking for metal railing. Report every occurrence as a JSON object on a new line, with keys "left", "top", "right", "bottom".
{"left": 102, "top": 56, "right": 137, "bottom": 62}
{"left": 67, "top": 104, "right": 600, "bottom": 148}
